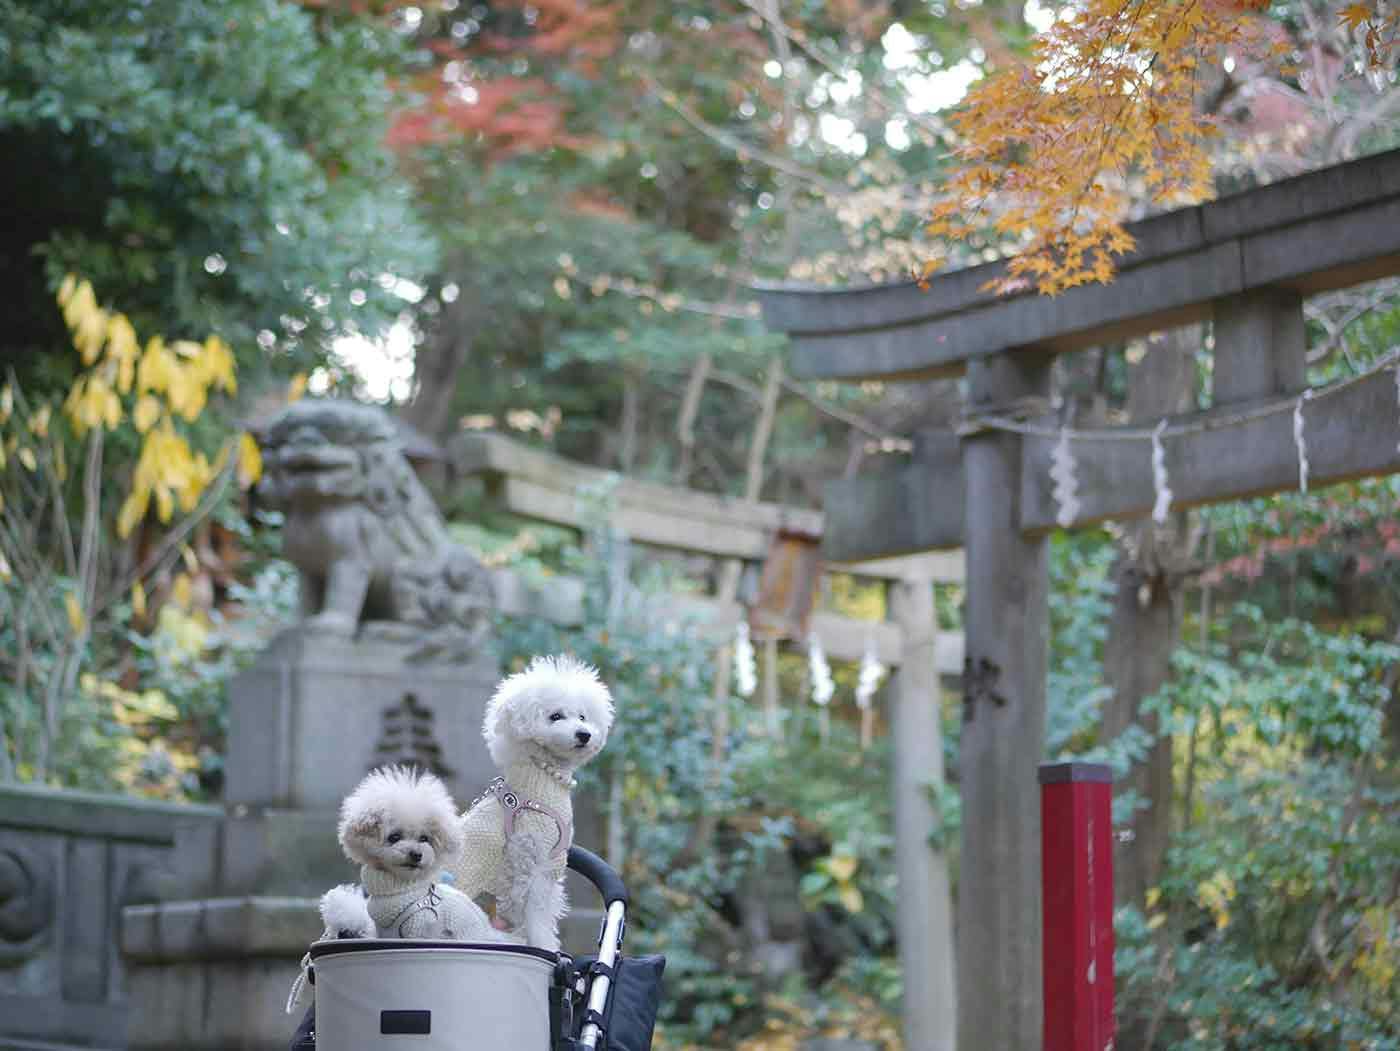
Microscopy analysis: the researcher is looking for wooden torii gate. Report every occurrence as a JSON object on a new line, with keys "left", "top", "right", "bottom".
{"left": 755, "top": 148, "right": 1400, "bottom": 1051}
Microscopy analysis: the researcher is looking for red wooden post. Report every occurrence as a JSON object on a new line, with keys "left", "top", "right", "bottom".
{"left": 1040, "top": 762, "right": 1115, "bottom": 1051}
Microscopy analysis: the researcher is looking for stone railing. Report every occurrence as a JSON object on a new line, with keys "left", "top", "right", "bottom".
{"left": 0, "top": 783, "right": 222, "bottom": 1051}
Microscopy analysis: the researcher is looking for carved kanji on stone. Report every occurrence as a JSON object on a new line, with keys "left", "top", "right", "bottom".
{"left": 372, "top": 693, "right": 455, "bottom": 781}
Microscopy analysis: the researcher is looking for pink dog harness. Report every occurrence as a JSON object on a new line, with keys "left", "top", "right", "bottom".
{"left": 484, "top": 776, "right": 572, "bottom": 863}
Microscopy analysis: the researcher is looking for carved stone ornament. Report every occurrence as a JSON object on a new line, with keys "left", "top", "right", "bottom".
{"left": 372, "top": 692, "right": 456, "bottom": 781}
{"left": 0, "top": 846, "right": 54, "bottom": 961}
{"left": 257, "top": 400, "right": 494, "bottom": 659}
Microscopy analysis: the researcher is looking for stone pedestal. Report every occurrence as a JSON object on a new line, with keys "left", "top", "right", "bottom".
{"left": 225, "top": 629, "right": 499, "bottom": 812}
{"left": 219, "top": 628, "right": 500, "bottom": 896}
{"left": 121, "top": 898, "right": 319, "bottom": 1051}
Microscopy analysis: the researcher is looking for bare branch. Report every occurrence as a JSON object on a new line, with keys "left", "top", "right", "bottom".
{"left": 640, "top": 74, "right": 850, "bottom": 196}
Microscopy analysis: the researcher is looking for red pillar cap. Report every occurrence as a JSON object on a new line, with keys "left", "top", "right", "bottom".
{"left": 1037, "top": 761, "right": 1113, "bottom": 784}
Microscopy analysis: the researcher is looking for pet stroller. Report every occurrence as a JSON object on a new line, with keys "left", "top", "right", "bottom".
{"left": 294, "top": 847, "right": 664, "bottom": 1051}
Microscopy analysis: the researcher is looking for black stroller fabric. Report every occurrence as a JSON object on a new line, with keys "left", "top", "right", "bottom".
{"left": 568, "top": 953, "right": 666, "bottom": 1051}
{"left": 289, "top": 1005, "right": 315, "bottom": 1050}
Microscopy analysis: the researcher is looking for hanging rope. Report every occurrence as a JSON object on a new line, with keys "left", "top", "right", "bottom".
{"left": 966, "top": 346, "right": 1400, "bottom": 443}
{"left": 1015, "top": 348, "right": 1400, "bottom": 529}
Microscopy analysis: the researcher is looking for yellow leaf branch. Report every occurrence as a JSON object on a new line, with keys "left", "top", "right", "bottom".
{"left": 923, "top": 0, "right": 1268, "bottom": 295}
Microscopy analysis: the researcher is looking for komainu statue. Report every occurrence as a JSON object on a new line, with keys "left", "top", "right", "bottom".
{"left": 257, "top": 399, "right": 493, "bottom": 658}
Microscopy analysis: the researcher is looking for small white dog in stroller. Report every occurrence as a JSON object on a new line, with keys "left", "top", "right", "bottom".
{"left": 451, "top": 654, "right": 615, "bottom": 951}
{"left": 337, "top": 764, "right": 505, "bottom": 941}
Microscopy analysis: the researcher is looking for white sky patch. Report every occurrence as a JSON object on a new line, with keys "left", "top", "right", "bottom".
{"left": 331, "top": 320, "right": 417, "bottom": 403}
{"left": 826, "top": 70, "right": 863, "bottom": 105}
{"left": 904, "top": 60, "right": 983, "bottom": 113}
{"left": 885, "top": 118, "right": 911, "bottom": 151}
{"left": 882, "top": 22, "right": 920, "bottom": 70}
{"left": 819, "top": 112, "right": 867, "bottom": 155}
{"left": 1024, "top": 0, "right": 1054, "bottom": 34}
{"left": 389, "top": 277, "right": 426, "bottom": 303}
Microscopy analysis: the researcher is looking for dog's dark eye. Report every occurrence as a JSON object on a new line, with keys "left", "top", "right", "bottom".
{"left": 386, "top": 831, "right": 402, "bottom": 844}
{"left": 418, "top": 834, "right": 431, "bottom": 844}
{"left": 549, "top": 712, "right": 565, "bottom": 722}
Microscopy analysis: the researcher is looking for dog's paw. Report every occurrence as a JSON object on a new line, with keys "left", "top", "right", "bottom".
{"left": 320, "top": 883, "right": 374, "bottom": 939}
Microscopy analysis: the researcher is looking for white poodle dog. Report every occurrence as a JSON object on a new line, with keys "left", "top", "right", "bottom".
{"left": 338, "top": 765, "right": 504, "bottom": 942}
{"left": 449, "top": 654, "right": 615, "bottom": 951}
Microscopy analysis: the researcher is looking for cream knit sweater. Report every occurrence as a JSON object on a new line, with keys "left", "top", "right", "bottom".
{"left": 450, "top": 746, "right": 575, "bottom": 945}
{"left": 360, "top": 865, "right": 500, "bottom": 941}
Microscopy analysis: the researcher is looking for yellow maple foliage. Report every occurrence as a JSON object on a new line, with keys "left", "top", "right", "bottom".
{"left": 55, "top": 276, "right": 261, "bottom": 539}
{"left": 924, "top": 0, "right": 1271, "bottom": 295}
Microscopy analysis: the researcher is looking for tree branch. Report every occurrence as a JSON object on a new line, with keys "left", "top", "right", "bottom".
{"left": 640, "top": 74, "right": 850, "bottom": 196}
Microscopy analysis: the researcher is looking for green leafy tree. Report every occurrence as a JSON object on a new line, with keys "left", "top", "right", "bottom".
{"left": 0, "top": 0, "right": 436, "bottom": 388}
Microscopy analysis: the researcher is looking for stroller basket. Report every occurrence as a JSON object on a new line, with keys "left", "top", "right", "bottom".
{"left": 299, "top": 847, "right": 660, "bottom": 1051}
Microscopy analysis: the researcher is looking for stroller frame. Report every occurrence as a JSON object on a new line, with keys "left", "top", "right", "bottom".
{"left": 564, "top": 847, "right": 628, "bottom": 1050}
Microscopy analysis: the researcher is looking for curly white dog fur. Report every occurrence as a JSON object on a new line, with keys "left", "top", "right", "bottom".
{"left": 319, "top": 883, "right": 375, "bottom": 940}
{"left": 285, "top": 884, "right": 377, "bottom": 1014}
{"left": 339, "top": 766, "right": 503, "bottom": 942}
{"left": 449, "top": 655, "right": 614, "bottom": 951}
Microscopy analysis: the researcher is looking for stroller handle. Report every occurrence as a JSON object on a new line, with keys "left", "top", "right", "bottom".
{"left": 567, "top": 846, "right": 629, "bottom": 908}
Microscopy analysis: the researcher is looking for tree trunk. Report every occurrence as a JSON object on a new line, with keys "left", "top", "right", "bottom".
{"left": 1100, "top": 327, "right": 1198, "bottom": 911}
{"left": 617, "top": 366, "right": 641, "bottom": 473}
{"left": 403, "top": 286, "right": 475, "bottom": 442}
{"left": 674, "top": 352, "right": 712, "bottom": 485}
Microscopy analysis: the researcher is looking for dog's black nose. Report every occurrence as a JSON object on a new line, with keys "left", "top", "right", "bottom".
{"left": 575, "top": 729, "right": 592, "bottom": 745}
{"left": 407, "top": 849, "right": 422, "bottom": 865}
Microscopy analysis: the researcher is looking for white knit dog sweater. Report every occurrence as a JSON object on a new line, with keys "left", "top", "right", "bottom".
{"left": 360, "top": 865, "right": 501, "bottom": 941}
{"left": 451, "top": 748, "right": 575, "bottom": 949}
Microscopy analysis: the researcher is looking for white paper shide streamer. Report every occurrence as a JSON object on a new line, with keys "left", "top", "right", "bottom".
{"left": 733, "top": 619, "right": 757, "bottom": 698}
{"left": 1049, "top": 426, "right": 1081, "bottom": 528}
{"left": 1151, "top": 419, "right": 1173, "bottom": 525}
{"left": 1293, "top": 389, "right": 1314, "bottom": 494}
{"left": 855, "top": 637, "right": 886, "bottom": 711}
{"left": 808, "top": 633, "right": 835, "bottom": 707}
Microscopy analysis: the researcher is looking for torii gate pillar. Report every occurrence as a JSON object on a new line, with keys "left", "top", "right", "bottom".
{"left": 959, "top": 351, "right": 1053, "bottom": 1051}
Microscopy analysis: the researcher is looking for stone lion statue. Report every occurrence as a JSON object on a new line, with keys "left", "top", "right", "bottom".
{"left": 257, "top": 399, "right": 494, "bottom": 658}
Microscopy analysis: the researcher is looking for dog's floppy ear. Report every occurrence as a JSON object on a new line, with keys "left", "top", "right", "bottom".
{"left": 347, "top": 807, "right": 383, "bottom": 839}
{"left": 338, "top": 804, "right": 385, "bottom": 863}
{"left": 592, "top": 686, "right": 616, "bottom": 738}
{"left": 483, "top": 673, "right": 527, "bottom": 767}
